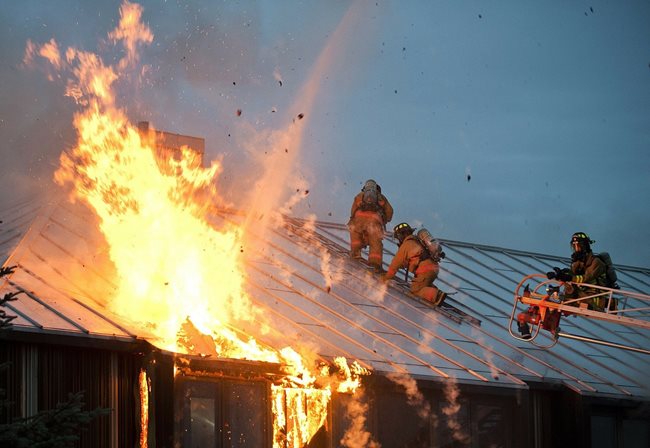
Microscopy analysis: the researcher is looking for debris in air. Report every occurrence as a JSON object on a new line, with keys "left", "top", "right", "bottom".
{"left": 292, "top": 113, "right": 304, "bottom": 123}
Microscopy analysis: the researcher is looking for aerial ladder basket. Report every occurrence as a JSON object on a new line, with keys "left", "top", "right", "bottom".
{"left": 508, "top": 274, "right": 650, "bottom": 354}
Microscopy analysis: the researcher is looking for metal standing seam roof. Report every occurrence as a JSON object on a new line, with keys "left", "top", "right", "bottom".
{"left": 0, "top": 196, "right": 46, "bottom": 260}
{"left": 1, "top": 196, "right": 649, "bottom": 399}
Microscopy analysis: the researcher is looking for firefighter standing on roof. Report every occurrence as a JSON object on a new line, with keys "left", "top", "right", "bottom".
{"left": 382, "top": 223, "right": 447, "bottom": 306}
{"left": 547, "top": 232, "right": 609, "bottom": 310}
{"left": 348, "top": 179, "right": 393, "bottom": 273}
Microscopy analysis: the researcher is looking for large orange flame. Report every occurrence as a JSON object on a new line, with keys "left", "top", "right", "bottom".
{"left": 55, "top": 101, "right": 252, "bottom": 351}
{"left": 29, "top": 1, "right": 373, "bottom": 446}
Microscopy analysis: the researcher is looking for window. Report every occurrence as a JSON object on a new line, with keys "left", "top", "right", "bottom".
{"left": 190, "top": 397, "right": 216, "bottom": 448}
{"left": 472, "top": 404, "right": 508, "bottom": 448}
{"left": 589, "top": 414, "right": 650, "bottom": 448}
{"left": 622, "top": 419, "right": 649, "bottom": 448}
{"left": 435, "top": 398, "right": 470, "bottom": 448}
{"left": 179, "top": 379, "right": 268, "bottom": 448}
{"left": 375, "top": 390, "right": 430, "bottom": 446}
{"left": 224, "top": 383, "right": 266, "bottom": 447}
{"left": 591, "top": 415, "right": 616, "bottom": 448}
{"left": 433, "top": 397, "right": 513, "bottom": 448}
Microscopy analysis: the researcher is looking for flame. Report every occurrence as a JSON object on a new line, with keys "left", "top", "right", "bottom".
{"left": 54, "top": 102, "right": 250, "bottom": 350}
{"left": 333, "top": 357, "right": 370, "bottom": 393}
{"left": 139, "top": 369, "right": 149, "bottom": 448}
{"left": 108, "top": 0, "right": 153, "bottom": 69}
{"left": 47, "top": 5, "right": 250, "bottom": 351}
{"left": 29, "top": 1, "right": 373, "bottom": 446}
{"left": 272, "top": 386, "right": 331, "bottom": 448}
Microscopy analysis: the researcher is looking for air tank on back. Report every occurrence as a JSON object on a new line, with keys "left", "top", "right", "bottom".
{"left": 416, "top": 228, "right": 441, "bottom": 258}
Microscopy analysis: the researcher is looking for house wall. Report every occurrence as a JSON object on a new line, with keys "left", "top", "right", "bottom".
{"left": 344, "top": 379, "right": 650, "bottom": 448}
{"left": 585, "top": 396, "right": 650, "bottom": 448}
{"left": 0, "top": 339, "right": 147, "bottom": 448}
{"left": 529, "top": 388, "right": 585, "bottom": 448}
{"left": 173, "top": 374, "right": 530, "bottom": 447}
{"left": 152, "top": 352, "right": 175, "bottom": 448}
{"left": 529, "top": 387, "right": 650, "bottom": 448}
{"left": 330, "top": 379, "right": 528, "bottom": 448}
{"left": 3, "top": 337, "right": 648, "bottom": 448}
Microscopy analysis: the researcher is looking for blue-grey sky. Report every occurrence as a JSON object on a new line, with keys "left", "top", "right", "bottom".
{"left": 1, "top": 0, "right": 649, "bottom": 268}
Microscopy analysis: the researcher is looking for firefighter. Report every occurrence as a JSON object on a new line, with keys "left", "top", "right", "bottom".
{"left": 381, "top": 222, "right": 447, "bottom": 306}
{"left": 547, "top": 231, "right": 608, "bottom": 310}
{"left": 348, "top": 179, "right": 394, "bottom": 273}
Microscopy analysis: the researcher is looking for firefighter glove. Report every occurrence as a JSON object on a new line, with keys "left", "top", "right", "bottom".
{"left": 0, "top": 265, "right": 16, "bottom": 278}
{"left": 439, "top": 251, "right": 446, "bottom": 260}
{"left": 550, "top": 267, "right": 572, "bottom": 282}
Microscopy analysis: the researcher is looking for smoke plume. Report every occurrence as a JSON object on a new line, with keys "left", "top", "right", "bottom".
{"left": 385, "top": 372, "right": 431, "bottom": 420}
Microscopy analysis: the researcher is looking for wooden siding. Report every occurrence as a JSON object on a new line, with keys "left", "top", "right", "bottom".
{"left": 0, "top": 340, "right": 146, "bottom": 448}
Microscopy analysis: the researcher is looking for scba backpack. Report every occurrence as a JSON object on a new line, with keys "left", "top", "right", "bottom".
{"left": 596, "top": 252, "right": 619, "bottom": 289}
{"left": 416, "top": 228, "right": 445, "bottom": 262}
{"left": 359, "top": 180, "right": 380, "bottom": 212}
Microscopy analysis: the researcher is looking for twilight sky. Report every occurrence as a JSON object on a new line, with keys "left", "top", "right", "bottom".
{"left": 1, "top": 0, "right": 649, "bottom": 267}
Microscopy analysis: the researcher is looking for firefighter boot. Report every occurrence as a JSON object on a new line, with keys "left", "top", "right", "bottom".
{"left": 517, "top": 321, "right": 532, "bottom": 340}
{"left": 350, "top": 249, "right": 362, "bottom": 260}
{"left": 432, "top": 290, "right": 447, "bottom": 306}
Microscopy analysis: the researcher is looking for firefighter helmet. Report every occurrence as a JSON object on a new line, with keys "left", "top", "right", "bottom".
{"left": 362, "top": 179, "right": 377, "bottom": 191}
{"left": 570, "top": 232, "right": 594, "bottom": 255}
{"left": 393, "top": 222, "right": 414, "bottom": 242}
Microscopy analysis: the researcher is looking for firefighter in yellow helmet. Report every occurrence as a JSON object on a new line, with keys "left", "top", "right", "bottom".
{"left": 546, "top": 232, "right": 608, "bottom": 310}
{"left": 348, "top": 179, "right": 394, "bottom": 273}
{"left": 382, "top": 223, "right": 447, "bottom": 306}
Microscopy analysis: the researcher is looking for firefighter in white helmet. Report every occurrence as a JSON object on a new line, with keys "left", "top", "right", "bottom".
{"left": 348, "top": 179, "right": 393, "bottom": 273}
{"left": 382, "top": 222, "right": 447, "bottom": 306}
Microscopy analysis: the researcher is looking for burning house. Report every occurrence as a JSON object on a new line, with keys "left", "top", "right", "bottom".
{"left": 1, "top": 121, "right": 649, "bottom": 447}
{"left": 2, "top": 2, "right": 649, "bottom": 446}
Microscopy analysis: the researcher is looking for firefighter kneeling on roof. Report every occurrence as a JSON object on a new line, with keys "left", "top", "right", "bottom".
{"left": 348, "top": 179, "right": 394, "bottom": 273}
{"left": 381, "top": 223, "right": 448, "bottom": 306}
